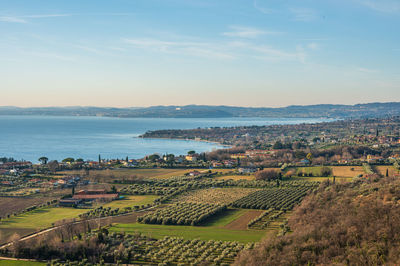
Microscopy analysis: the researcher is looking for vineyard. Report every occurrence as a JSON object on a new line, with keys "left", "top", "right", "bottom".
{"left": 232, "top": 186, "right": 317, "bottom": 211}
{"left": 138, "top": 203, "right": 227, "bottom": 226}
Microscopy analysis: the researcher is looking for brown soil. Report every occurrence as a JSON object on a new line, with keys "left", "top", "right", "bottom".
{"left": 373, "top": 166, "right": 399, "bottom": 177}
{"left": 224, "top": 210, "right": 264, "bottom": 230}
{"left": 0, "top": 197, "right": 56, "bottom": 217}
{"left": 110, "top": 211, "right": 149, "bottom": 224}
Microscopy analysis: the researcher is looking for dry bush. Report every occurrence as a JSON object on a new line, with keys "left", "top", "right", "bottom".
{"left": 255, "top": 169, "right": 280, "bottom": 181}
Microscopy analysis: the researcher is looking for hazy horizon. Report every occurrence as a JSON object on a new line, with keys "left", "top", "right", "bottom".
{"left": 1, "top": 0, "right": 400, "bottom": 107}
{"left": 0, "top": 101, "right": 399, "bottom": 109}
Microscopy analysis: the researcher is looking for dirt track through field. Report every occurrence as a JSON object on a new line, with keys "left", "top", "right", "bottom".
{"left": 224, "top": 210, "right": 264, "bottom": 230}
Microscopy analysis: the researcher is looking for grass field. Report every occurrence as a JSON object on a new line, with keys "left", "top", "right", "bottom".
{"left": 101, "top": 195, "right": 158, "bottom": 209}
{"left": 224, "top": 210, "right": 264, "bottom": 230}
{"left": 291, "top": 176, "right": 352, "bottom": 182}
{"left": 203, "top": 208, "right": 248, "bottom": 227}
{"left": 373, "top": 165, "right": 398, "bottom": 177}
{"left": 60, "top": 168, "right": 234, "bottom": 181}
{"left": 110, "top": 222, "right": 265, "bottom": 243}
{"left": 331, "top": 166, "right": 365, "bottom": 177}
{"left": 0, "top": 207, "right": 87, "bottom": 230}
{"left": 295, "top": 166, "right": 326, "bottom": 176}
{"left": 0, "top": 206, "right": 84, "bottom": 243}
{"left": 214, "top": 175, "right": 255, "bottom": 180}
{"left": 110, "top": 207, "right": 267, "bottom": 243}
{"left": 0, "top": 260, "right": 45, "bottom": 265}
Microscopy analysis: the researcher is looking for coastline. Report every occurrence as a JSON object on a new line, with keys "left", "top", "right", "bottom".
{"left": 137, "top": 136, "right": 231, "bottom": 149}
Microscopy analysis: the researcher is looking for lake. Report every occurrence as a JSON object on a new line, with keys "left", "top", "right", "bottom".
{"left": 0, "top": 116, "right": 330, "bottom": 162}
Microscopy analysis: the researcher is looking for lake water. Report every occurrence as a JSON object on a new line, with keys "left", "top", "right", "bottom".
{"left": 0, "top": 116, "right": 330, "bottom": 162}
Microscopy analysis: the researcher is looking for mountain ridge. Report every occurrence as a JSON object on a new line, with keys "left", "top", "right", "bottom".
{"left": 0, "top": 102, "right": 399, "bottom": 118}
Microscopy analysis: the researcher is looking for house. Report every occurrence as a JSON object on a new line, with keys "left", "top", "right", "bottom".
{"left": 238, "top": 167, "right": 257, "bottom": 174}
{"left": 230, "top": 154, "right": 247, "bottom": 159}
{"left": 59, "top": 198, "right": 82, "bottom": 207}
{"left": 367, "top": 155, "right": 383, "bottom": 163}
{"left": 123, "top": 160, "right": 138, "bottom": 167}
{"left": 72, "top": 193, "right": 119, "bottom": 201}
{"left": 0, "top": 181, "right": 13, "bottom": 186}
{"left": 72, "top": 189, "right": 118, "bottom": 202}
{"left": 75, "top": 189, "right": 106, "bottom": 195}
{"left": 185, "top": 155, "right": 198, "bottom": 162}
{"left": 212, "top": 161, "right": 223, "bottom": 168}
{"left": 188, "top": 170, "right": 201, "bottom": 177}
{"left": 299, "top": 159, "right": 311, "bottom": 166}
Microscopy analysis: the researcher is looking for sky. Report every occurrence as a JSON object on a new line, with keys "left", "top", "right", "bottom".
{"left": 0, "top": 0, "right": 399, "bottom": 107}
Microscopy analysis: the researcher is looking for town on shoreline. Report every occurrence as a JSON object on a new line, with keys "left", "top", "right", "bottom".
{"left": 0, "top": 115, "right": 400, "bottom": 265}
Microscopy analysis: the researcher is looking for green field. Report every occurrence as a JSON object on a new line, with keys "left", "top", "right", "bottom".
{"left": 110, "top": 207, "right": 264, "bottom": 243}
{"left": 0, "top": 207, "right": 87, "bottom": 230}
{"left": 0, "top": 260, "right": 45, "bottom": 265}
{"left": 290, "top": 176, "right": 352, "bottom": 182}
{"left": 295, "top": 166, "right": 326, "bottom": 176}
{"left": 204, "top": 208, "right": 248, "bottom": 226}
{"left": 110, "top": 222, "right": 265, "bottom": 243}
{"left": 101, "top": 195, "right": 158, "bottom": 209}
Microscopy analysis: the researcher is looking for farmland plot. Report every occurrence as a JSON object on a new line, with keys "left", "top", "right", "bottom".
{"left": 232, "top": 186, "right": 317, "bottom": 211}
{"left": 138, "top": 203, "right": 227, "bottom": 226}
{"left": 172, "top": 187, "right": 259, "bottom": 205}
{"left": 331, "top": 166, "right": 365, "bottom": 177}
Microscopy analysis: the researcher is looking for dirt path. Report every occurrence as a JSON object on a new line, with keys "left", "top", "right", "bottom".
{"left": 224, "top": 210, "right": 264, "bottom": 230}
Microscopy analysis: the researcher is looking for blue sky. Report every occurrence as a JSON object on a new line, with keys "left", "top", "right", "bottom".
{"left": 0, "top": 0, "right": 399, "bottom": 107}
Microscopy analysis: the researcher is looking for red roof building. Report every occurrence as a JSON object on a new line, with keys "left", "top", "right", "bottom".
{"left": 72, "top": 193, "right": 119, "bottom": 200}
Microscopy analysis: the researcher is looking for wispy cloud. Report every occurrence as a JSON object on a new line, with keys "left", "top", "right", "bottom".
{"left": 253, "top": 45, "right": 306, "bottom": 62}
{"left": 122, "top": 36, "right": 307, "bottom": 62}
{"left": 307, "top": 42, "right": 319, "bottom": 50}
{"left": 108, "top": 47, "right": 127, "bottom": 52}
{"left": 73, "top": 45, "right": 103, "bottom": 55}
{"left": 357, "top": 0, "right": 400, "bottom": 13}
{"left": 222, "top": 26, "right": 280, "bottom": 38}
{"left": 357, "top": 67, "right": 378, "bottom": 73}
{"left": 227, "top": 41, "right": 307, "bottom": 63}
{"left": 25, "top": 14, "right": 70, "bottom": 18}
{"left": 0, "top": 14, "right": 71, "bottom": 23}
{"left": 253, "top": 0, "right": 274, "bottom": 14}
{"left": 290, "top": 8, "right": 318, "bottom": 21}
{"left": 0, "top": 13, "right": 133, "bottom": 24}
{"left": 28, "top": 51, "right": 76, "bottom": 61}
{"left": 122, "top": 38, "right": 234, "bottom": 59}
{"left": 298, "top": 38, "right": 330, "bottom": 41}
{"left": 0, "top": 16, "right": 27, "bottom": 23}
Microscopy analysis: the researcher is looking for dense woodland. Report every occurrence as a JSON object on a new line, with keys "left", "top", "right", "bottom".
{"left": 235, "top": 176, "right": 400, "bottom": 265}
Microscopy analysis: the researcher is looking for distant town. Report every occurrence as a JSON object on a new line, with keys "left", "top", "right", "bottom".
{"left": 1, "top": 115, "right": 400, "bottom": 265}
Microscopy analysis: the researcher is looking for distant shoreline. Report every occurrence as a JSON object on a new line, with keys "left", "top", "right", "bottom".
{"left": 137, "top": 135, "right": 230, "bottom": 148}
{"left": 1, "top": 102, "right": 399, "bottom": 119}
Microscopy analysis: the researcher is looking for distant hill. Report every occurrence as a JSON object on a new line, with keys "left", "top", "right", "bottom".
{"left": 0, "top": 102, "right": 399, "bottom": 118}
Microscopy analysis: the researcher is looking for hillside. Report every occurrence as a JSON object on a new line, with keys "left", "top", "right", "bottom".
{"left": 1, "top": 102, "right": 400, "bottom": 118}
{"left": 235, "top": 176, "right": 400, "bottom": 265}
